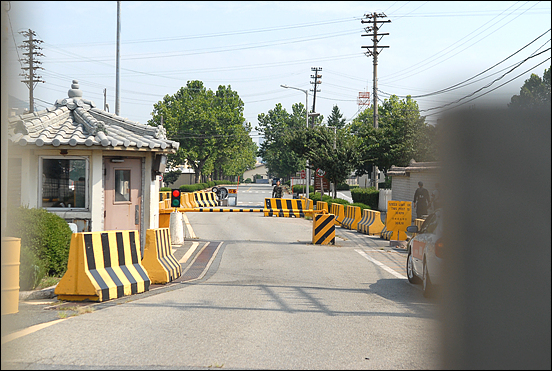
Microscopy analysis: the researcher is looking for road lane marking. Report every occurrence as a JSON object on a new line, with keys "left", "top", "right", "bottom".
{"left": 355, "top": 249, "right": 407, "bottom": 280}
{"left": 182, "top": 212, "right": 197, "bottom": 239}
{"left": 179, "top": 242, "right": 200, "bottom": 263}
{"left": 1, "top": 318, "right": 67, "bottom": 345}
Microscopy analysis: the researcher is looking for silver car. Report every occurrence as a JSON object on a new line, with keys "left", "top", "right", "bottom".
{"left": 406, "top": 209, "right": 444, "bottom": 297}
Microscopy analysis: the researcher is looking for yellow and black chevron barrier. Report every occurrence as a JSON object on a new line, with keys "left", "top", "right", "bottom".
{"left": 181, "top": 192, "right": 198, "bottom": 208}
{"left": 357, "top": 209, "right": 386, "bottom": 235}
{"left": 341, "top": 205, "right": 362, "bottom": 230}
{"left": 380, "top": 226, "right": 393, "bottom": 240}
{"left": 264, "top": 198, "right": 306, "bottom": 217}
{"left": 160, "top": 191, "right": 171, "bottom": 202}
{"left": 312, "top": 213, "right": 335, "bottom": 245}
{"left": 316, "top": 201, "right": 329, "bottom": 214}
{"left": 330, "top": 203, "right": 345, "bottom": 226}
{"left": 193, "top": 191, "right": 218, "bottom": 207}
{"left": 179, "top": 208, "right": 264, "bottom": 213}
{"left": 143, "top": 228, "right": 182, "bottom": 284}
{"left": 55, "top": 230, "right": 150, "bottom": 302}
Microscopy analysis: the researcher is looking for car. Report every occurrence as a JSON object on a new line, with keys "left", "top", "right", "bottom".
{"left": 406, "top": 209, "right": 444, "bottom": 297}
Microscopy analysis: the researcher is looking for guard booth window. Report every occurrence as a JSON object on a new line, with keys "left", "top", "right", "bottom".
{"left": 115, "top": 170, "right": 131, "bottom": 202}
{"left": 41, "top": 157, "right": 88, "bottom": 209}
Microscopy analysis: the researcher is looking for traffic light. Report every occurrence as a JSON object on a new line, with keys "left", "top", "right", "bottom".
{"left": 171, "top": 189, "right": 181, "bottom": 208}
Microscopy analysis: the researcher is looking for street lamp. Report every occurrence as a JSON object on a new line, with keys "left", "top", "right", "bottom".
{"left": 281, "top": 84, "right": 310, "bottom": 198}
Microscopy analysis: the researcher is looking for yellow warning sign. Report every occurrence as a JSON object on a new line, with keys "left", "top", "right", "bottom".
{"left": 385, "top": 201, "right": 412, "bottom": 241}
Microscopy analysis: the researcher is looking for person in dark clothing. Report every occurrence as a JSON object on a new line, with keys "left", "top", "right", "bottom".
{"left": 272, "top": 180, "right": 283, "bottom": 198}
{"left": 413, "top": 181, "right": 430, "bottom": 218}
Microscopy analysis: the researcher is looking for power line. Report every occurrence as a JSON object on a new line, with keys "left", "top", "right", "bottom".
{"left": 419, "top": 48, "right": 550, "bottom": 112}
{"left": 380, "top": 29, "right": 551, "bottom": 99}
{"left": 380, "top": 1, "right": 536, "bottom": 83}
{"left": 424, "top": 57, "right": 551, "bottom": 117}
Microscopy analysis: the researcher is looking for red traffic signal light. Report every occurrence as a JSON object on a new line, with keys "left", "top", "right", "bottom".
{"left": 171, "top": 189, "right": 181, "bottom": 207}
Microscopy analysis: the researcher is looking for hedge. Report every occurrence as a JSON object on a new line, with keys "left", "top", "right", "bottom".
{"left": 6, "top": 206, "right": 72, "bottom": 290}
{"left": 350, "top": 187, "right": 379, "bottom": 210}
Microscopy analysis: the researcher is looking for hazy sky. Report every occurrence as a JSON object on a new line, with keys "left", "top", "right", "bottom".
{"left": 5, "top": 1, "right": 551, "bottom": 144}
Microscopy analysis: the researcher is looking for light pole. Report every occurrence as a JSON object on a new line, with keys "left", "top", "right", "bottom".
{"left": 281, "top": 84, "right": 310, "bottom": 199}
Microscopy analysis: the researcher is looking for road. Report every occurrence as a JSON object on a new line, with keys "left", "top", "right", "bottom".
{"left": 1, "top": 184, "right": 441, "bottom": 369}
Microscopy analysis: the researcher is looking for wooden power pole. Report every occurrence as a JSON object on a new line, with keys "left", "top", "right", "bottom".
{"left": 361, "top": 12, "right": 390, "bottom": 190}
{"left": 18, "top": 29, "right": 44, "bottom": 113}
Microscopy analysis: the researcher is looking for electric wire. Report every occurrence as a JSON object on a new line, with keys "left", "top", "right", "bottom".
{"left": 419, "top": 48, "right": 550, "bottom": 112}
{"left": 424, "top": 56, "right": 551, "bottom": 117}
{"left": 379, "top": 30, "right": 551, "bottom": 99}
{"left": 379, "top": 1, "right": 534, "bottom": 83}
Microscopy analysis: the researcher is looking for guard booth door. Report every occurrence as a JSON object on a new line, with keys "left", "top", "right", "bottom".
{"left": 104, "top": 158, "right": 142, "bottom": 231}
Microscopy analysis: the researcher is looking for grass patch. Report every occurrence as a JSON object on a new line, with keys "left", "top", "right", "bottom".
{"left": 35, "top": 275, "right": 62, "bottom": 290}
{"left": 57, "top": 305, "right": 95, "bottom": 319}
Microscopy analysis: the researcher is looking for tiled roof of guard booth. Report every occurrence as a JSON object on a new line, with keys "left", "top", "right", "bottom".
{"left": 8, "top": 80, "right": 179, "bottom": 151}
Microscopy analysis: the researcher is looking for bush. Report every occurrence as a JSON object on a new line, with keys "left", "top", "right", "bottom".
{"left": 336, "top": 183, "right": 350, "bottom": 190}
{"left": 350, "top": 187, "right": 379, "bottom": 210}
{"left": 6, "top": 207, "right": 72, "bottom": 290}
{"left": 160, "top": 187, "right": 171, "bottom": 191}
{"left": 350, "top": 202, "right": 371, "bottom": 212}
{"left": 293, "top": 185, "right": 314, "bottom": 194}
{"left": 244, "top": 178, "right": 252, "bottom": 183}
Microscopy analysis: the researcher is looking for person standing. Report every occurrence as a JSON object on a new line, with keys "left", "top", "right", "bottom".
{"left": 272, "top": 179, "right": 283, "bottom": 198}
{"left": 413, "top": 181, "right": 430, "bottom": 218}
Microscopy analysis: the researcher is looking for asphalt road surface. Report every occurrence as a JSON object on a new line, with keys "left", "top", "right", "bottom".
{"left": 1, "top": 184, "right": 441, "bottom": 369}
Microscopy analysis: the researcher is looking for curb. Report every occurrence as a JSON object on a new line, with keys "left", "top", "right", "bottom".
{"left": 19, "top": 285, "right": 57, "bottom": 301}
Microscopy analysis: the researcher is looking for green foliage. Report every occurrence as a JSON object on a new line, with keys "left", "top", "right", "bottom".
{"left": 149, "top": 81, "right": 254, "bottom": 183}
{"left": 160, "top": 187, "right": 172, "bottom": 191}
{"left": 351, "top": 95, "right": 438, "bottom": 175}
{"left": 178, "top": 181, "right": 237, "bottom": 192}
{"left": 163, "top": 170, "right": 181, "bottom": 186}
{"left": 350, "top": 187, "right": 379, "bottom": 210}
{"left": 292, "top": 185, "right": 314, "bottom": 194}
{"left": 336, "top": 183, "right": 350, "bottom": 190}
{"left": 350, "top": 202, "right": 371, "bottom": 212}
{"left": 6, "top": 207, "right": 72, "bottom": 290}
{"left": 244, "top": 178, "right": 252, "bottom": 183}
{"left": 256, "top": 103, "right": 306, "bottom": 178}
{"left": 327, "top": 105, "right": 347, "bottom": 129}
{"left": 509, "top": 66, "right": 551, "bottom": 110}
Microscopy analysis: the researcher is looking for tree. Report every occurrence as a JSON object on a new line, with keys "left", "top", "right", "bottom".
{"left": 148, "top": 81, "right": 250, "bottom": 183}
{"left": 256, "top": 103, "right": 306, "bottom": 179}
{"left": 287, "top": 124, "right": 358, "bottom": 198}
{"left": 163, "top": 170, "right": 181, "bottom": 186}
{"left": 508, "top": 66, "right": 551, "bottom": 110}
{"left": 327, "top": 105, "right": 347, "bottom": 129}
{"left": 352, "top": 95, "right": 437, "bottom": 175}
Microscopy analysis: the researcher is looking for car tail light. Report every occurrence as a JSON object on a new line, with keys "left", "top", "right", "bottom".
{"left": 435, "top": 238, "right": 444, "bottom": 258}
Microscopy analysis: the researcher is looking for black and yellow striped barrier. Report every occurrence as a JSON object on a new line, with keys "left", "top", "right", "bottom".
{"left": 264, "top": 198, "right": 306, "bottom": 217}
{"left": 330, "top": 203, "right": 345, "bottom": 226}
{"left": 312, "top": 212, "right": 335, "bottom": 245}
{"left": 341, "top": 205, "right": 362, "bottom": 230}
{"left": 316, "top": 201, "right": 329, "bottom": 214}
{"left": 142, "top": 228, "right": 182, "bottom": 284}
{"left": 178, "top": 208, "right": 263, "bottom": 212}
{"left": 160, "top": 191, "right": 171, "bottom": 202}
{"left": 357, "top": 209, "right": 386, "bottom": 235}
{"left": 193, "top": 191, "right": 218, "bottom": 207}
{"left": 55, "top": 230, "right": 150, "bottom": 302}
{"left": 380, "top": 226, "right": 393, "bottom": 240}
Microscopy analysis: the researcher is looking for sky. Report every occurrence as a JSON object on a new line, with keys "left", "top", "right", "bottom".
{"left": 4, "top": 1, "right": 551, "bottom": 147}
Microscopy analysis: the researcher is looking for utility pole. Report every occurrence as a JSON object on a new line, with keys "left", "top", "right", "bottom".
{"left": 310, "top": 67, "right": 322, "bottom": 127}
{"left": 115, "top": 0, "right": 121, "bottom": 115}
{"left": 18, "top": 29, "right": 45, "bottom": 113}
{"left": 361, "top": 12, "right": 390, "bottom": 190}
